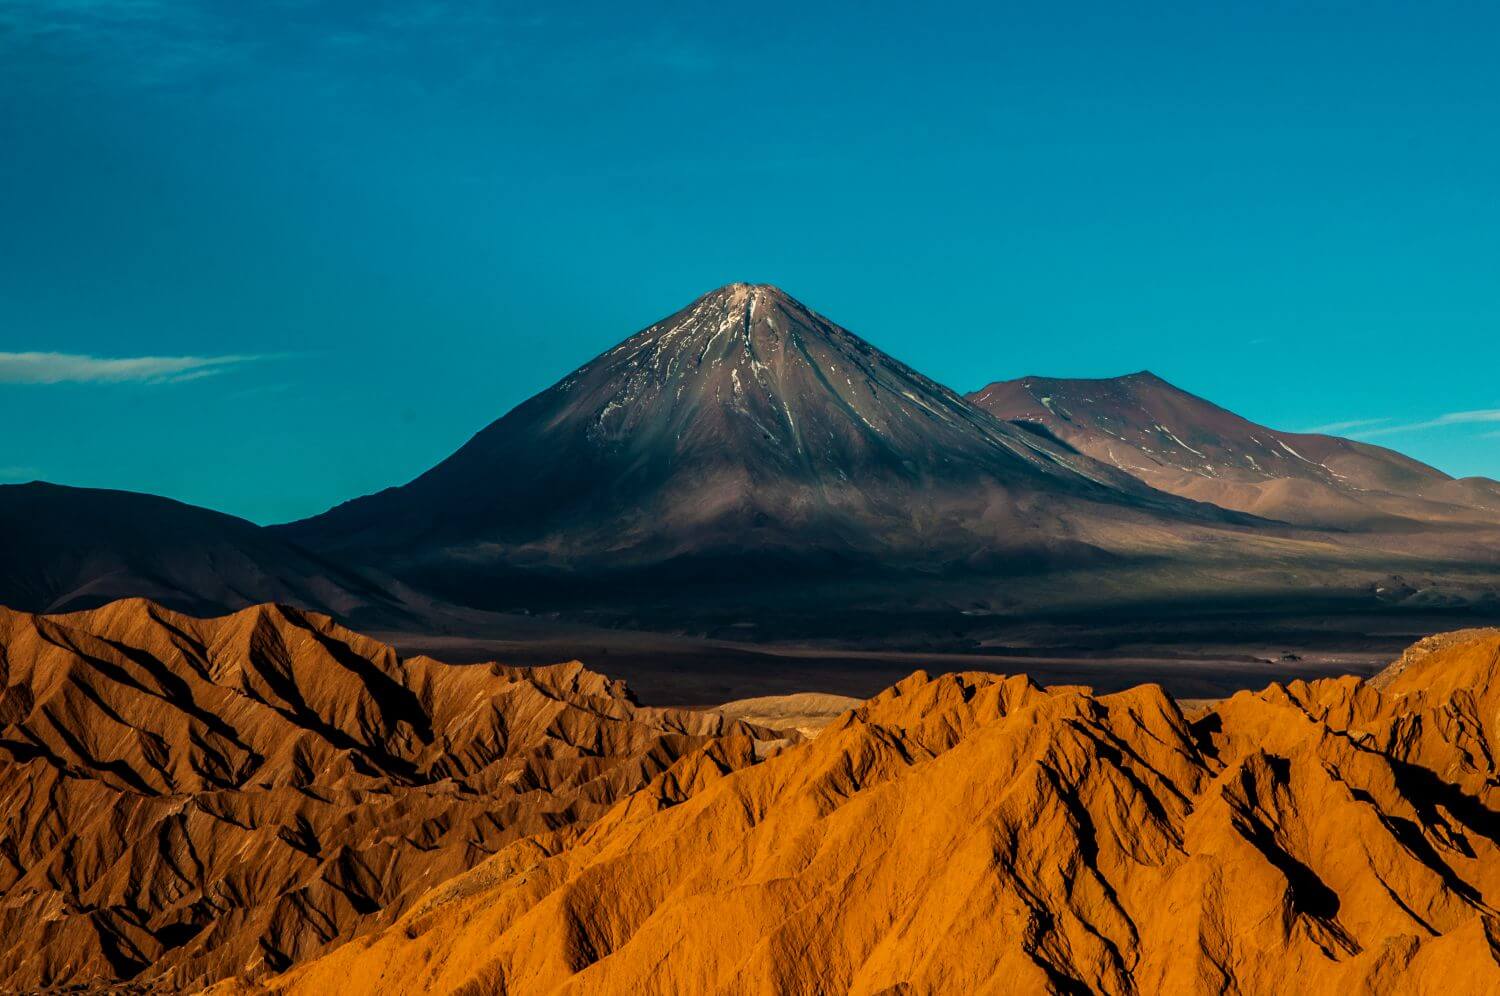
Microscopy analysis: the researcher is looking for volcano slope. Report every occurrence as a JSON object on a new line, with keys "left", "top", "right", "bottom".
{"left": 0, "top": 599, "right": 785, "bottom": 992}
{"left": 254, "top": 628, "right": 1500, "bottom": 995}
{"left": 969, "top": 371, "right": 1500, "bottom": 535}
{"left": 280, "top": 283, "right": 1255, "bottom": 606}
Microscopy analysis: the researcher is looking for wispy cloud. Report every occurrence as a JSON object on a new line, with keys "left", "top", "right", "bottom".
{"left": 0, "top": 465, "right": 41, "bottom": 481}
{"left": 0, "top": 351, "right": 264, "bottom": 385}
{"left": 1298, "top": 417, "right": 1391, "bottom": 435}
{"left": 1351, "top": 408, "right": 1500, "bottom": 439}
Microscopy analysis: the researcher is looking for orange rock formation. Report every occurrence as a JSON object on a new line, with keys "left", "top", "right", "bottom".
{"left": 0, "top": 600, "right": 783, "bottom": 992}
{"left": 248, "top": 629, "right": 1500, "bottom": 994}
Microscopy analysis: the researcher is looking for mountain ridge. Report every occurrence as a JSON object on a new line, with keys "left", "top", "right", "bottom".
{"left": 6, "top": 286, "right": 1498, "bottom": 642}
{"left": 0, "top": 481, "right": 424, "bottom": 625}
{"left": 968, "top": 370, "right": 1500, "bottom": 530}
{"left": 242, "top": 626, "right": 1500, "bottom": 995}
{"left": 0, "top": 598, "right": 788, "bottom": 991}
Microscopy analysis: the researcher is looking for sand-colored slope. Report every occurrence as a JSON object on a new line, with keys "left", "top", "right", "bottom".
{"left": 258, "top": 630, "right": 1500, "bottom": 995}
{"left": 0, "top": 599, "right": 787, "bottom": 992}
{"left": 712, "top": 691, "right": 863, "bottom": 738}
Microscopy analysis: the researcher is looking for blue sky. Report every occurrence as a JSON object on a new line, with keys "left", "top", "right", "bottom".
{"left": 2, "top": 0, "right": 1497, "bottom": 523}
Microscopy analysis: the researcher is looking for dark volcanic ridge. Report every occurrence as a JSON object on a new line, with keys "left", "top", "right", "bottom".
{"left": 0, "top": 482, "right": 424, "bottom": 626}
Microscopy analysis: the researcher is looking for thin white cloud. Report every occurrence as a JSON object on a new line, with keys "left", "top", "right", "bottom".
{"left": 0, "top": 466, "right": 41, "bottom": 481}
{"left": 1352, "top": 408, "right": 1500, "bottom": 439}
{"left": 1298, "top": 417, "right": 1391, "bottom": 435}
{"left": 0, "top": 351, "right": 262, "bottom": 385}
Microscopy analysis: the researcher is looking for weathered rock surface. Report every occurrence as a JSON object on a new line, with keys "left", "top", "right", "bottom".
{"left": 255, "top": 629, "right": 1500, "bottom": 995}
{"left": 0, "top": 599, "right": 783, "bottom": 992}
{"left": 712, "top": 691, "right": 863, "bottom": 738}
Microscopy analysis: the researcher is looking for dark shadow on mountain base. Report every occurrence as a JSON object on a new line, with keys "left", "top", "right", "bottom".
{"left": 391, "top": 543, "right": 1151, "bottom": 613}
{"left": 375, "top": 632, "right": 1394, "bottom": 706}
{"left": 374, "top": 594, "right": 1499, "bottom": 705}
{"left": 339, "top": 537, "right": 1500, "bottom": 705}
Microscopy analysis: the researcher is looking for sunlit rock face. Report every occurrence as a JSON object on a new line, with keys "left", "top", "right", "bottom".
{"left": 262, "top": 628, "right": 1500, "bottom": 996}
{"left": 0, "top": 599, "right": 785, "bottom": 992}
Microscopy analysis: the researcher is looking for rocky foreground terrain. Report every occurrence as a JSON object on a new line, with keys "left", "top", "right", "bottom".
{"left": 228, "top": 628, "right": 1500, "bottom": 995}
{"left": 0, "top": 600, "right": 786, "bottom": 991}
{"left": 6, "top": 600, "right": 1500, "bottom": 993}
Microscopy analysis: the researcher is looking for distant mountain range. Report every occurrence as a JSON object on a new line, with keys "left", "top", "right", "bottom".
{"left": 6, "top": 284, "right": 1499, "bottom": 633}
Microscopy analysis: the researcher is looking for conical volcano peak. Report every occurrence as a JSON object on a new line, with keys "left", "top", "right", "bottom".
{"left": 283, "top": 283, "right": 1196, "bottom": 574}
{"left": 670, "top": 282, "right": 816, "bottom": 338}
{"left": 675, "top": 282, "right": 828, "bottom": 333}
{"left": 702, "top": 281, "right": 797, "bottom": 305}
{"left": 602, "top": 283, "right": 853, "bottom": 377}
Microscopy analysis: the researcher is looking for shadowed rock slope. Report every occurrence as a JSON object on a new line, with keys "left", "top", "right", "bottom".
{"left": 0, "top": 599, "right": 785, "bottom": 992}
{"left": 257, "top": 629, "right": 1500, "bottom": 995}
{"left": 0, "top": 482, "right": 425, "bottom": 625}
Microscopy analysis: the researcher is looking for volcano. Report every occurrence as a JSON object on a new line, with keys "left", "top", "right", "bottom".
{"left": 968, "top": 372, "right": 1500, "bottom": 530}
{"left": 281, "top": 284, "right": 1244, "bottom": 603}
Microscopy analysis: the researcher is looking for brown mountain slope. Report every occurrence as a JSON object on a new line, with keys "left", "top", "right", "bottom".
{"left": 968, "top": 371, "right": 1499, "bottom": 531}
{"left": 257, "top": 629, "right": 1500, "bottom": 995}
{"left": 0, "top": 599, "right": 786, "bottom": 992}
